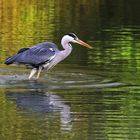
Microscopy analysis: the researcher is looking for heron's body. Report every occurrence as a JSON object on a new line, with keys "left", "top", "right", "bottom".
{"left": 5, "top": 33, "right": 92, "bottom": 79}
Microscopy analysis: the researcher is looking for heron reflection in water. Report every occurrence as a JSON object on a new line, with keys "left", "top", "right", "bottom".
{"left": 6, "top": 87, "right": 72, "bottom": 130}
{"left": 5, "top": 33, "right": 92, "bottom": 79}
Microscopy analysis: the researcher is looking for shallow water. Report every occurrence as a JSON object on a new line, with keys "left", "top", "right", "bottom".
{"left": 0, "top": 0, "right": 140, "bottom": 140}
{"left": 0, "top": 65, "right": 140, "bottom": 139}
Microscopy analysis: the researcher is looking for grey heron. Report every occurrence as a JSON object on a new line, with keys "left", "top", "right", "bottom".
{"left": 5, "top": 33, "right": 92, "bottom": 79}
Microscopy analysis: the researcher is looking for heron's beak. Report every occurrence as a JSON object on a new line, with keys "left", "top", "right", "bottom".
{"left": 73, "top": 39, "right": 93, "bottom": 49}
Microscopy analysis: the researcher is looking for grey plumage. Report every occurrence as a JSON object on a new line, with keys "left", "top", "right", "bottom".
{"left": 4, "top": 33, "right": 92, "bottom": 79}
{"left": 5, "top": 42, "right": 58, "bottom": 69}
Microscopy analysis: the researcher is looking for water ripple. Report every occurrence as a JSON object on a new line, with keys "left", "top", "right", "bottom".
{"left": 0, "top": 70, "right": 123, "bottom": 90}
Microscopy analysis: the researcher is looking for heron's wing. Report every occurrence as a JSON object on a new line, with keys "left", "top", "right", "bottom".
{"left": 16, "top": 42, "right": 58, "bottom": 65}
{"left": 17, "top": 48, "right": 30, "bottom": 54}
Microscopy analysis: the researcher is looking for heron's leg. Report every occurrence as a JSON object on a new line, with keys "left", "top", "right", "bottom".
{"left": 28, "top": 68, "right": 37, "bottom": 79}
{"left": 36, "top": 66, "right": 42, "bottom": 79}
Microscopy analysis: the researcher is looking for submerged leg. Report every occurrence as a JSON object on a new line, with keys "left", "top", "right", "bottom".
{"left": 36, "top": 66, "right": 42, "bottom": 79}
{"left": 28, "top": 68, "right": 37, "bottom": 79}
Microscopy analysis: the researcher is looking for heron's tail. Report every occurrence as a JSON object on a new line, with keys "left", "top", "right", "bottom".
{"left": 4, "top": 55, "right": 18, "bottom": 65}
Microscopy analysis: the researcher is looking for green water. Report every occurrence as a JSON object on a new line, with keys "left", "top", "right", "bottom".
{"left": 0, "top": 0, "right": 140, "bottom": 139}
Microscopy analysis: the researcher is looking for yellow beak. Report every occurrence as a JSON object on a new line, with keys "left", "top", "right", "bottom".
{"left": 73, "top": 39, "right": 92, "bottom": 49}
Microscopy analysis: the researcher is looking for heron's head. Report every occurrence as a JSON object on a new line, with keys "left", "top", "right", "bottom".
{"left": 61, "top": 33, "right": 92, "bottom": 49}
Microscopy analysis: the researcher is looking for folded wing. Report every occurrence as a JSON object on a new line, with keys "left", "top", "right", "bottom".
{"left": 5, "top": 42, "right": 58, "bottom": 66}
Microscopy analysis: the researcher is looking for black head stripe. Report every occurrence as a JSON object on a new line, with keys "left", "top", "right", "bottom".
{"left": 68, "top": 33, "right": 78, "bottom": 39}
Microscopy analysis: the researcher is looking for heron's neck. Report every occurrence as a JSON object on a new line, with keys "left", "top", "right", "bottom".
{"left": 59, "top": 41, "right": 72, "bottom": 61}
{"left": 61, "top": 36, "right": 73, "bottom": 58}
{"left": 61, "top": 43, "right": 72, "bottom": 57}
